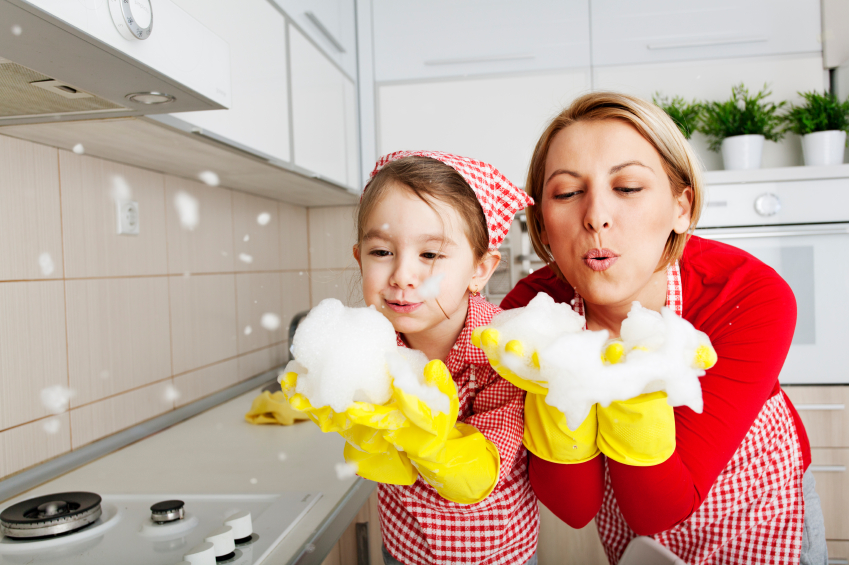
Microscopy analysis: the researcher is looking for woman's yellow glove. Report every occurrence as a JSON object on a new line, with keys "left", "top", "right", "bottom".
{"left": 472, "top": 327, "right": 601, "bottom": 464}
{"left": 244, "top": 390, "right": 310, "bottom": 426}
{"left": 383, "top": 360, "right": 500, "bottom": 505}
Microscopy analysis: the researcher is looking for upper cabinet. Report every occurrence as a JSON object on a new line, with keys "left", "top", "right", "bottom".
{"left": 591, "top": 0, "right": 822, "bottom": 67}
{"left": 371, "top": 0, "right": 591, "bottom": 82}
{"left": 271, "top": 0, "right": 358, "bottom": 79}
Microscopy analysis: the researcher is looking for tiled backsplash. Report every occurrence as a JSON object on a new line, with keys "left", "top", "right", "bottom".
{"left": 0, "top": 133, "right": 339, "bottom": 481}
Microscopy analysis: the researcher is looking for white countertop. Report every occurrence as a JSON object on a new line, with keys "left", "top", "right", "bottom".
{"left": 6, "top": 387, "right": 368, "bottom": 565}
{"left": 704, "top": 163, "right": 849, "bottom": 185}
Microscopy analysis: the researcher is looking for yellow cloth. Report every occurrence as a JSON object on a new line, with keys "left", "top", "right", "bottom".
{"left": 245, "top": 391, "right": 310, "bottom": 426}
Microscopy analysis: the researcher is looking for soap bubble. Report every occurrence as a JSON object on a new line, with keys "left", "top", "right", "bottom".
{"left": 244, "top": 325, "right": 252, "bottom": 336}
{"left": 221, "top": 251, "right": 228, "bottom": 257}
{"left": 11, "top": 25, "right": 22, "bottom": 36}
{"left": 418, "top": 273, "right": 445, "bottom": 300}
{"left": 238, "top": 253, "right": 253, "bottom": 264}
{"left": 260, "top": 313, "right": 280, "bottom": 331}
{"left": 164, "top": 384, "right": 180, "bottom": 403}
{"left": 174, "top": 191, "right": 199, "bottom": 231}
{"left": 42, "top": 417, "right": 61, "bottom": 434}
{"left": 243, "top": 234, "right": 250, "bottom": 242}
{"left": 38, "top": 252, "right": 54, "bottom": 276}
{"left": 198, "top": 171, "right": 220, "bottom": 187}
{"left": 277, "top": 452, "right": 287, "bottom": 461}
{"left": 72, "top": 143, "right": 85, "bottom": 155}
{"left": 249, "top": 477, "right": 258, "bottom": 485}
{"left": 335, "top": 462, "right": 358, "bottom": 480}
{"left": 99, "top": 370, "right": 110, "bottom": 380}
{"left": 256, "top": 212, "right": 271, "bottom": 226}
{"left": 381, "top": 223, "right": 389, "bottom": 230}
{"left": 110, "top": 175, "right": 132, "bottom": 203}
{"left": 41, "top": 385, "right": 75, "bottom": 414}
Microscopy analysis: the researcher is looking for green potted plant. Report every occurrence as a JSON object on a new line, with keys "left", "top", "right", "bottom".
{"left": 699, "top": 84, "right": 785, "bottom": 170}
{"left": 783, "top": 91, "right": 849, "bottom": 166}
{"left": 653, "top": 94, "right": 701, "bottom": 140}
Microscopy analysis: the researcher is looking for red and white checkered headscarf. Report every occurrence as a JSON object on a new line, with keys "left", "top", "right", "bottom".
{"left": 366, "top": 150, "right": 534, "bottom": 250}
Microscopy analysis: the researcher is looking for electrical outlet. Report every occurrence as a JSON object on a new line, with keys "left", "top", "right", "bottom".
{"left": 117, "top": 200, "right": 140, "bottom": 235}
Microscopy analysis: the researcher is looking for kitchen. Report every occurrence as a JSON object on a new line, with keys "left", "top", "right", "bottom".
{"left": 0, "top": 0, "right": 847, "bottom": 564}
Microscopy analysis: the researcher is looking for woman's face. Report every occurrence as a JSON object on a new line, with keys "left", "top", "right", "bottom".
{"left": 540, "top": 119, "right": 692, "bottom": 309}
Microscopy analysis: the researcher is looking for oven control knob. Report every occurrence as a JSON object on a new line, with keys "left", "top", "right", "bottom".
{"left": 205, "top": 525, "right": 236, "bottom": 560}
{"left": 754, "top": 193, "right": 781, "bottom": 217}
{"left": 183, "top": 541, "right": 216, "bottom": 565}
{"left": 224, "top": 510, "right": 253, "bottom": 544}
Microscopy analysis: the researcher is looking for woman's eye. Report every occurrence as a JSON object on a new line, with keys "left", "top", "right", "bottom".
{"left": 616, "top": 187, "right": 643, "bottom": 194}
{"left": 369, "top": 249, "right": 391, "bottom": 257}
{"left": 553, "top": 190, "right": 581, "bottom": 200}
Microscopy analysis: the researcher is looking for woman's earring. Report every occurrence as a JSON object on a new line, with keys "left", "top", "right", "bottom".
{"left": 470, "top": 286, "right": 479, "bottom": 297}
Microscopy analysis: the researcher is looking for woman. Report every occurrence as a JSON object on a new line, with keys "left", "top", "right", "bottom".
{"left": 499, "top": 92, "right": 827, "bottom": 564}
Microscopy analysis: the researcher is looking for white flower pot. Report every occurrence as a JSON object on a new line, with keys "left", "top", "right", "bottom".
{"left": 721, "top": 134, "right": 765, "bottom": 170}
{"left": 801, "top": 130, "right": 846, "bottom": 166}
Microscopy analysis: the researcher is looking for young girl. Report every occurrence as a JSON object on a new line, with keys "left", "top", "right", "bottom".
{"left": 286, "top": 151, "right": 538, "bottom": 565}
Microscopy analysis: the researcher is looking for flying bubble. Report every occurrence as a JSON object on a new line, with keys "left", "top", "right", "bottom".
{"left": 256, "top": 212, "right": 271, "bottom": 226}
{"left": 38, "top": 252, "right": 54, "bottom": 276}
{"left": 41, "top": 385, "right": 75, "bottom": 414}
{"left": 72, "top": 143, "right": 85, "bottom": 155}
{"left": 42, "top": 417, "right": 61, "bottom": 434}
{"left": 418, "top": 273, "right": 445, "bottom": 300}
{"left": 335, "top": 462, "right": 358, "bottom": 480}
{"left": 11, "top": 25, "right": 22, "bottom": 36}
{"left": 243, "top": 234, "right": 250, "bottom": 242}
{"left": 244, "top": 325, "right": 252, "bottom": 336}
{"left": 164, "top": 384, "right": 181, "bottom": 403}
{"left": 260, "top": 313, "right": 280, "bottom": 331}
{"left": 174, "top": 191, "right": 199, "bottom": 231}
{"left": 110, "top": 175, "right": 132, "bottom": 203}
{"left": 198, "top": 171, "right": 220, "bottom": 187}
{"left": 238, "top": 253, "right": 253, "bottom": 264}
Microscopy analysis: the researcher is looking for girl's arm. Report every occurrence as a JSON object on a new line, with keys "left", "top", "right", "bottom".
{"left": 529, "top": 453, "right": 604, "bottom": 528}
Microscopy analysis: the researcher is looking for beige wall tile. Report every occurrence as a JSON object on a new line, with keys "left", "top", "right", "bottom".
{"left": 59, "top": 151, "right": 167, "bottom": 278}
{"left": 281, "top": 271, "right": 311, "bottom": 331}
{"left": 238, "top": 343, "right": 288, "bottom": 381}
{"left": 233, "top": 192, "right": 281, "bottom": 272}
{"left": 309, "top": 269, "right": 363, "bottom": 308}
{"left": 69, "top": 381, "right": 174, "bottom": 448}
{"left": 165, "top": 176, "right": 235, "bottom": 274}
{"left": 65, "top": 277, "right": 171, "bottom": 407}
{"left": 279, "top": 201, "right": 309, "bottom": 270}
{"left": 236, "top": 273, "right": 285, "bottom": 353}
{"left": 308, "top": 206, "right": 357, "bottom": 270}
{"left": 0, "top": 413, "right": 71, "bottom": 480}
{"left": 0, "top": 135, "right": 63, "bottom": 282}
{"left": 170, "top": 274, "right": 238, "bottom": 374}
{"left": 173, "top": 358, "right": 238, "bottom": 407}
{"left": 0, "top": 281, "right": 68, "bottom": 430}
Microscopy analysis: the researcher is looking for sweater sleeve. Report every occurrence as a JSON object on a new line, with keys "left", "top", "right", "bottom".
{"left": 529, "top": 453, "right": 605, "bottom": 528}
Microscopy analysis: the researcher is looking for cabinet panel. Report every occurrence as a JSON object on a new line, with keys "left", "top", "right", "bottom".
{"left": 827, "top": 541, "right": 849, "bottom": 565}
{"left": 538, "top": 505, "right": 607, "bottom": 564}
{"left": 377, "top": 70, "right": 590, "bottom": 185}
{"left": 811, "top": 448, "right": 849, "bottom": 541}
{"left": 171, "top": 0, "right": 290, "bottom": 162}
{"left": 372, "top": 0, "right": 590, "bottom": 82}
{"left": 591, "top": 0, "right": 821, "bottom": 67}
{"left": 291, "top": 26, "right": 359, "bottom": 189}
{"left": 783, "top": 386, "right": 849, "bottom": 448}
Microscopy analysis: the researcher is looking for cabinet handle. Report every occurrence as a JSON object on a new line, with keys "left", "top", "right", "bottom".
{"left": 424, "top": 53, "right": 535, "bottom": 66}
{"left": 828, "top": 559, "right": 849, "bottom": 564}
{"left": 809, "top": 465, "right": 847, "bottom": 472}
{"left": 697, "top": 227, "right": 849, "bottom": 240}
{"left": 304, "top": 11, "right": 345, "bottom": 53}
{"left": 647, "top": 35, "right": 768, "bottom": 50}
{"left": 795, "top": 404, "right": 846, "bottom": 411}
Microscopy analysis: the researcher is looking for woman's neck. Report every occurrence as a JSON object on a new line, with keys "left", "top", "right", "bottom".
{"left": 584, "top": 268, "right": 668, "bottom": 338}
{"left": 402, "top": 296, "right": 470, "bottom": 362}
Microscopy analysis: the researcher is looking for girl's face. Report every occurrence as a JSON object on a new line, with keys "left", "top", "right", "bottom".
{"left": 354, "top": 183, "right": 495, "bottom": 337}
{"left": 540, "top": 119, "right": 692, "bottom": 309}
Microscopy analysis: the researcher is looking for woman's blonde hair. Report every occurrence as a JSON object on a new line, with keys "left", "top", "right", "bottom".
{"left": 525, "top": 91, "right": 704, "bottom": 277}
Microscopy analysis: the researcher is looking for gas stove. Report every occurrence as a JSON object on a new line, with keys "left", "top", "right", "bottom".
{"left": 0, "top": 491, "right": 321, "bottom": 564}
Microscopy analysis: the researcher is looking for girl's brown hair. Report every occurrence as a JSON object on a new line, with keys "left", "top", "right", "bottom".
{"left": 525, "top": 91, "right": 704, "bottom": 277}
{"left": 357, "top": 156, "right": 490, "bottom": 262}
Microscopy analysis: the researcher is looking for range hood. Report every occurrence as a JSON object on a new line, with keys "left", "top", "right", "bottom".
{"left": 0, "top": 0, "right": 230, "bottom": 125}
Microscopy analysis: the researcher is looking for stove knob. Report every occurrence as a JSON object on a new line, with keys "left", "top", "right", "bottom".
{"left": 205, "top": 525, "right": 236, "bottom": 560}
{"left": 183, "top": 541, "right": 216, "bottom": 565}
{"left": 224, "top": 510, "right": 253, "bottom": 544}
{"left": 754, "top": 193, "right": 781, "bottom": 217}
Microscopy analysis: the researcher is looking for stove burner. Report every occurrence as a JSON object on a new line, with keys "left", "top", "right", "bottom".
{"left": 0, "top": 492, "right": 101, "bottom": 539}
{"left": 150, "top": 500, "right": 185, "bottom": 523}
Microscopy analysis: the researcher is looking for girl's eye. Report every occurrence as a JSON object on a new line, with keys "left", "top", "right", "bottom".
{"left": 421, "top": 252, "right": 440, "bottom": 260}
{"left": 369, "top": 249, "right": 391, "bottom": 257}
{"left": 616, "top": 187, "right": 643, "bottom": 194}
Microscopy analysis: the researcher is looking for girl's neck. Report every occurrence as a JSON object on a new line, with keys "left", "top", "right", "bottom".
{"left": 402, "top": 295, "right": 470, "bottom": 362}
{"left": 584, "top": 268, "right": 667, "bottom": 338}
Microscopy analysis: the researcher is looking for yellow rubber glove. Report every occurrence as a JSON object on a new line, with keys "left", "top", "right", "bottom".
{"left": 383, "top": 360, "right": 500, "bottom": 505}
{"left": 279, "top": 370, "right": 418, "bottom": 486}
{"left": 596, "top": 341, "right": 718, "bottom": 467}
{"left": 472, "top": 327, "right": 600, "bottom": 464}
{"left": 245, "top": 391, "right": 310, "bottom": 426}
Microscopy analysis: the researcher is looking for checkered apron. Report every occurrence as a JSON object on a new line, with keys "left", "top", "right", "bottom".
{"left": 574, "top": 263, "right": 805, "bottom": 564}
{"left": 378, "top": 295, "right": 539, "bottom": 565}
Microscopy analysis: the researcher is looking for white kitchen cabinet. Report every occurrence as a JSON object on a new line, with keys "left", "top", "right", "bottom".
{"left": 170, "top": 0, "right": 291, "bottom": 162}
{"left": 290, "top": 25, "right": 359, "bottom": 189}
{"left": 271, "top": 0, "right": 357, "bottom": 79}
{"left": 371, "top": 0, "right": 590, "bottom": 82}
{"left": 591, "top": 0, "right": 821, "bottom": 67}
{"left": 377, "top": 70, "right": 590, "bottom": 185}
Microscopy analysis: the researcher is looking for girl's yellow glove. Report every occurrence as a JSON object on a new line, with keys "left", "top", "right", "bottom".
{"left": 472, "top": 327, "right": 600, "bottom": 464}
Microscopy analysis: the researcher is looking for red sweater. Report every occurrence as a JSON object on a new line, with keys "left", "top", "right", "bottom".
{"left": 501, "top": 236, "right": 810, "bottom": 535}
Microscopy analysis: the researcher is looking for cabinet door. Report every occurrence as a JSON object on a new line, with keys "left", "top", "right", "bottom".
{"left": 810, "top": 449, "right": 849, "bottom": 540}
{"left": 290, "top": 26, "right": 359, "bottom": 189}
{"left": 591, "top": 0, "right": 821, "bottom": 67}
{"left": 372, "top": 0, "right": 590, "bottom": 82}
{"left": 171, "top": 0, "right": 290, "bottom": 162}
{"left": 377, "top": 70, "right": 590, "bottom": 185}
{"left": 271, "top": 0, "right": 357, "bottom": 79}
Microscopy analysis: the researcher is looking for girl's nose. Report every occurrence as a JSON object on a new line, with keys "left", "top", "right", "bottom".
{"left": 389, "top": 255, "right": 419, "bottom": 289}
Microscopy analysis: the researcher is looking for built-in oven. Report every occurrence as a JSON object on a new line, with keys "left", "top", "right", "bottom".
{"left": 697, "top": 167, "right": 849, "bottom": 384}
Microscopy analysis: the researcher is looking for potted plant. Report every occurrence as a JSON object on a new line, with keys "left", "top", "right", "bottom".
{"left": 653, "top": 94, "right": 701, "bottom": 140}
{"left": 699, "top": 84, "right": 785, "bottom": 170}
{"left": 783, "top": 91, "right": 849, "bottom": 166}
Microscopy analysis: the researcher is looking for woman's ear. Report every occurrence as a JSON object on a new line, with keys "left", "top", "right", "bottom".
{"left": 672, "top": 186, "right": 693, "bottom": 234}
{"left": 469, "top": 250, "right": 502, "bottom": 293}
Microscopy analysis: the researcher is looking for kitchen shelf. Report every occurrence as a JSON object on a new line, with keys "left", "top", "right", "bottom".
{"left": 705, "top": 163, "right": 849, "bottom": 185}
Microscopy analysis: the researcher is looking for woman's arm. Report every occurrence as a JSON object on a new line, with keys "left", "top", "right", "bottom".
{"left": 529, "top": 453, "right": 605, "bottom": 528}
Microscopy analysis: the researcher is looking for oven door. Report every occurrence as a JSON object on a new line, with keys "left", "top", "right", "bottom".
{"left": 696, "top": 223, "right": 849, "bottom": 385}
